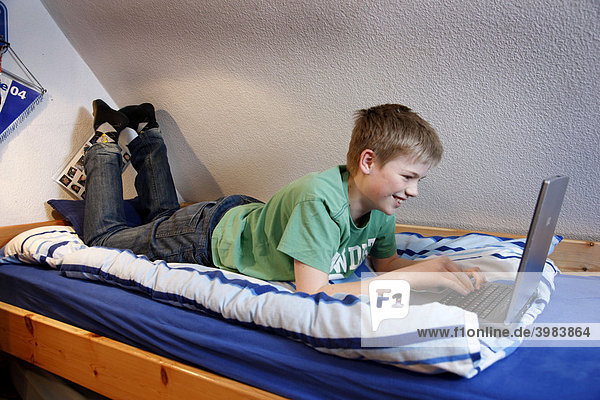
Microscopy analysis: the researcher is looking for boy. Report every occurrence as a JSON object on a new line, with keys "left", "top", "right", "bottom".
{"left": 84, "top": 101, "right": 481, "bottom": 296}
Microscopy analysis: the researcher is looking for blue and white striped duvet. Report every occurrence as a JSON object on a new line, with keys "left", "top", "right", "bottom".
{"left": 1, "top": 225, "right": 561, "bottom": 378}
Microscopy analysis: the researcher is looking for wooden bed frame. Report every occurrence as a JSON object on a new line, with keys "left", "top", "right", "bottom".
{"left": 1, "top": 219, "right": 598, "bottom": 399}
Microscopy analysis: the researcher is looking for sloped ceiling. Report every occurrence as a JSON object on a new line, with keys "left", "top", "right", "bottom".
{"left": 40, "top": 0, "right": 599, "bottom": 239}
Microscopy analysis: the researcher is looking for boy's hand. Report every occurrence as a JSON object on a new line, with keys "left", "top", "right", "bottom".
{"left": 387, "top": 256, "right": 485, "bottom": 295}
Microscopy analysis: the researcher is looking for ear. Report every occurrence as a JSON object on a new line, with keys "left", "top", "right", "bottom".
{"left": 358, "top": 149, "right": 376, "bottom": 175}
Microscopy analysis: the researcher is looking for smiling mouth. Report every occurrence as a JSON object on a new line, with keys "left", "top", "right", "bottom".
{"left": 392, "top": 195, "right": 406, "bottom": 206}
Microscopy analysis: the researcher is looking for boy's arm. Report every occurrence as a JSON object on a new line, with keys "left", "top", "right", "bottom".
{"left": 293, "top": 259, "right": 330, "bottom": 294}
{"left": 372, "top": 254, "right": 485, "bottom": 290}
{"left": 293, "top": 258, "right": 369, "bottom": 296}
{"left": 371, "top": 255, "right": 414, "bottom": 272}
{"left": 294, "top": 256, "right": 483, "bottom": 296}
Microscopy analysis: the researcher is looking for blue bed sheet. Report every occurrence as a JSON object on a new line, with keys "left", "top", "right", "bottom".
{"left": 0, "top": 262, "right": 598, "bottom": 400}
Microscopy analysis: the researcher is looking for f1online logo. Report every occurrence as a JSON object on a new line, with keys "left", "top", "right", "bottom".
{"left": 368, "top": 280, "right": 410, "bottom": 331}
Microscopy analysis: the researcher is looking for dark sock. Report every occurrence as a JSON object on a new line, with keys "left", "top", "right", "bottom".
{"left": 92, "top": 99, "right": 129, "bottom": 143}
{"left": 119, "top": 103, "right": 158, "bottom": 133}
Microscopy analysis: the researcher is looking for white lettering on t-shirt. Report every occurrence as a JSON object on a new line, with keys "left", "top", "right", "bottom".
{"left": 329, "top": 237, "right": 377, "bottom": 276}
{"left": 330, "top": 251, "right": 347, "bottom": 275}
{"left": 347, "top": 245, "right": 362, "bottom": 269}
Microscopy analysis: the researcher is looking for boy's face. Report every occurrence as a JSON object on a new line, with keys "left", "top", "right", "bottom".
{"left": 357, "top": 152, "right": 431, "bottom": 216}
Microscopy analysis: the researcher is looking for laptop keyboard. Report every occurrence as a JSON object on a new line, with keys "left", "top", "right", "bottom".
{"left": 439, "top": 282, "right": 513, "bottom": 318}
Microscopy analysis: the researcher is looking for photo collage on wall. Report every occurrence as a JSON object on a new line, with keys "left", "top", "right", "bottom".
{"left": 56, "top": 133, "right": 130, "bottom": 200}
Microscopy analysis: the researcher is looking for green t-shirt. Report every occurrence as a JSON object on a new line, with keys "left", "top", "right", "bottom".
{"left": 211, "top": 165, "right": 397, "bottom": 281}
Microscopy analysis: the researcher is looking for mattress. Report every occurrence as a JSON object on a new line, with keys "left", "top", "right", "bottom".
{"left": 1, "top": 260, "right": 599, "bottom": 399}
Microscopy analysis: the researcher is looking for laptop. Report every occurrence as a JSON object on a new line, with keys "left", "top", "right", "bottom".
{"left": 411, "top": 175, "right": 569, "bottom": 325}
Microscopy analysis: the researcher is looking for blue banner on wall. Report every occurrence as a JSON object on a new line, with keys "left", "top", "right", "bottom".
{"left": 0, "top": 1, "right": 46, "bottom": 143}
{"left": 0, "top": 74, "right": 43, "bottom": 142}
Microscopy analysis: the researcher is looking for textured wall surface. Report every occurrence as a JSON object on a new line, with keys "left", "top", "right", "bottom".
{"left": 22, "top": 1, "right": 600, "bottom": 239}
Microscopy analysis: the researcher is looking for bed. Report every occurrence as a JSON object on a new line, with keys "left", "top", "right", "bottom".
{"left": 0, "top": 215, "right": 599, "bottom": 400}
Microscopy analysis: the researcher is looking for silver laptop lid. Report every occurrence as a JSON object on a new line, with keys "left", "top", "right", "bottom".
{"left": 504, "top": 175, "right": 569, "bottom": 324}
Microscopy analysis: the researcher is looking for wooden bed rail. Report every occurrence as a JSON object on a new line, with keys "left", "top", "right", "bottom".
{"left": 0, "top": 302, "right": 281, "bottom": 400}
{"left": 2, "top": 219, "right": 597, "bottom": 273}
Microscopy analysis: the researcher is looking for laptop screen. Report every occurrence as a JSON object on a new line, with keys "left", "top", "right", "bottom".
{"left": 505, "top": 176, "right": 569, "bottom": 324}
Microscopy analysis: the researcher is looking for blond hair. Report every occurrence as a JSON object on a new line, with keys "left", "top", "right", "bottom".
{"left": 346, "top": 104, "right": 443, "bottom": 176}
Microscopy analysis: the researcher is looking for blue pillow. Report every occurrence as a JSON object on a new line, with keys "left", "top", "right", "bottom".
{"left": 47, "top": 198, "right": 143, "bottom": 237}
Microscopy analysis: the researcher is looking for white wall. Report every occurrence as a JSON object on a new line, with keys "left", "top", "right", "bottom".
{"left": 0, "top": 0, "right": 136, "bottom": 226}
{"left": 9, "top": 0, "right": 600, "bottom": 241}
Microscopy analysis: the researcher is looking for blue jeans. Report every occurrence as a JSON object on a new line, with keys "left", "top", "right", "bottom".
{"left": 83, "top": 128, "right": 260, "bottom": 266}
